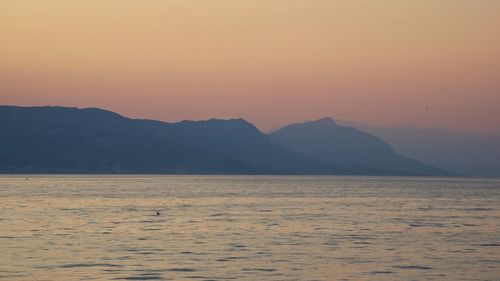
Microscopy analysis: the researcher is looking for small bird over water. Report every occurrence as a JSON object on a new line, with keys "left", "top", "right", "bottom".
{"left": 156, "top": 211, "right": 160, "bottom": 216}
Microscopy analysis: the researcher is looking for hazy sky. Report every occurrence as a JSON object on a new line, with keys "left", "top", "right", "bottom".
{"left": 1, "top": 0, "right": 499, "bottom": 134}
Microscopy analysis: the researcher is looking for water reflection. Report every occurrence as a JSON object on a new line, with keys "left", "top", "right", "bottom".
{"left": 0, "top": 175, "right": 499, "bottom": 280}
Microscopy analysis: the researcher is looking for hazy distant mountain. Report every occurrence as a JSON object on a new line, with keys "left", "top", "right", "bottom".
{"left": 336, "top": 119, "right": 500, "bottom": 177}
{"left": 270, "top": 117, "right": 450, "bottom": 176}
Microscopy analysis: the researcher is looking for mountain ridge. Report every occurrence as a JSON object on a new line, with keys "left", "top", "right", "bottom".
{"left": 270, "top": 117, "right": 452, "bottom": 176}
{"left": 0, "top": 105, "right": 451, "bottom": 176}
{"left": 336, "top": 119, "right": 500, "bottom": 177}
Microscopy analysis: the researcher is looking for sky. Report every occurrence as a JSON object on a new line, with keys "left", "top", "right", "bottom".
{"left": 1, "top": 0, "right": 499, "bottom": 134}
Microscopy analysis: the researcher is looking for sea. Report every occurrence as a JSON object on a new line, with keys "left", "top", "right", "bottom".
{"left": 0, "top": 175, "right": 499, "bottom": 280}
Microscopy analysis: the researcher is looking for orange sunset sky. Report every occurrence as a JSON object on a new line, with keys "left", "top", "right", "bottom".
{"left": 1, "top": 0, "right": 499, "bottom": 134}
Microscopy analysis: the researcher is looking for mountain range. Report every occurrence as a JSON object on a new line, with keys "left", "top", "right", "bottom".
{"left": 336, "top": 119, "right": 500, "bottom": 177}
{"left": 0, "top": 105, "right": 454, "bottom": 176}
{"left": 270, "top": 117, "right": 448, "bottom": 176}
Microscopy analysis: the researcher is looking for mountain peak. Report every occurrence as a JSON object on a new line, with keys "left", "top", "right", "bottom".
{"left": 207, "top": 117, "right": 252, "bottom": 125}
{"left": 270, "top": 118, "right": 449, "bottom": 176}
{"left": 178, "top": 117, "right": 257, "bottom": 130}
{"left": 310, "top": 117, "right": 337, "bottom": 126}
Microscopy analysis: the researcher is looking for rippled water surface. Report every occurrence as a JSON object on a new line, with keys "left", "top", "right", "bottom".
{"left": 1, "top": 175, "right": 499, "bottom": 280}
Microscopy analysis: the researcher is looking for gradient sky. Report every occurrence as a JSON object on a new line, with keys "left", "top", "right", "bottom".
{"left": 1, "top": 0, "right": 499, "bottom": 134}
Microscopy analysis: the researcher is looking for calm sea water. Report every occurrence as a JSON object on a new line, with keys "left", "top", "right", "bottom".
{"left": 0, "top": 175, "right": 499, "bottom": 281}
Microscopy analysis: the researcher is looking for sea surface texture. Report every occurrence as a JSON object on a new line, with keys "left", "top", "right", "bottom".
{"left": 0, "top": 175, "right": 499, "bottom": 280}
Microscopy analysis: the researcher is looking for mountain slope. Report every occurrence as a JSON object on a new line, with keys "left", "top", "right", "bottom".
{"left": 270, "top": 117, "right": 451, "bottom": 176}
{"left": 0, "top": 105, "right": 333, "bottom": 174}
{"left": 336, "top": 120, "right": 500, "bottom": 177}
{"left": 0, "top": 106, "right": 454, "bottom": 175}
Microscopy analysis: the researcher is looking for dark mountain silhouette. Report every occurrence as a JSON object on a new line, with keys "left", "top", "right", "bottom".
{"left": 336, "top": 119, "right": 500, "bottom": 177}
{"left": 0, "top": 106, "right": 450, "bottom": 175}
{"left": 270, "top": 117, "right": 451, "bottom": 176}
{"left": 0, "top": 105, "right": 336, "bottom": 174}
